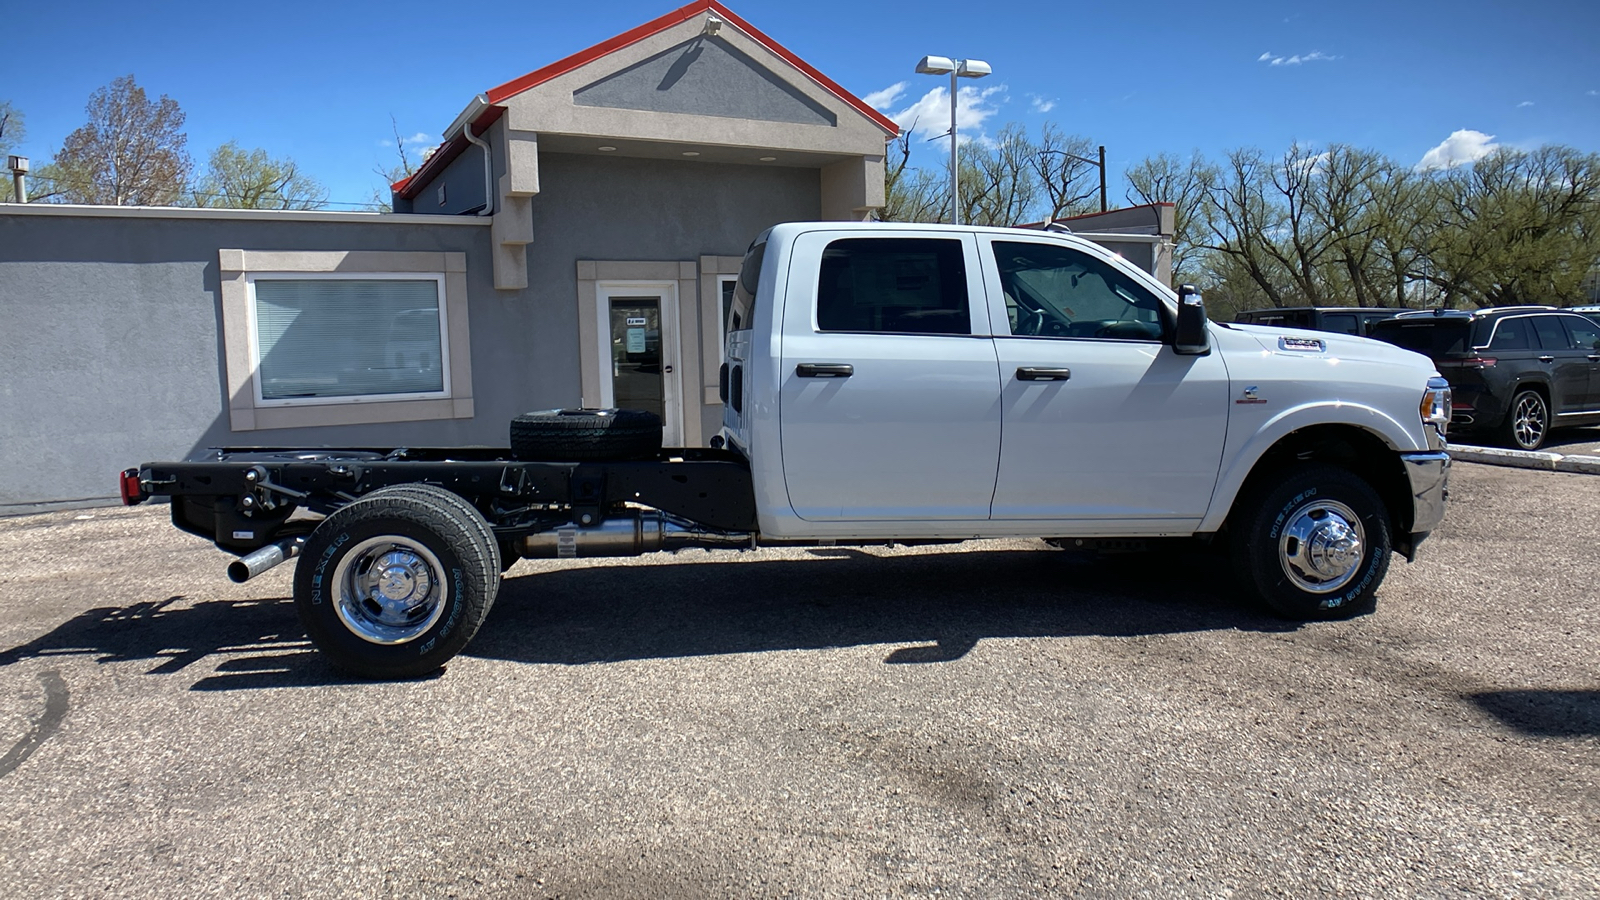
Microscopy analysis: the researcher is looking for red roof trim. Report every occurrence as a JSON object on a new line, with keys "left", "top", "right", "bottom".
{"left": 484, "top": 0, "right": 899, "bottom": 135}
{"left": 396, "top": 106, "right": 505, "bottom": 202}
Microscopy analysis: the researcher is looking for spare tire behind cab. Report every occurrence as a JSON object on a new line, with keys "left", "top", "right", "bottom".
{"left": 509, "top": 408, "right": 663, "bottom": 461}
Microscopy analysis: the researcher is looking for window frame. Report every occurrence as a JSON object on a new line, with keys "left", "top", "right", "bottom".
{"left": 245, "top": 272, "right": 452, "bottom": 408}
{"left": 219, "top": 249, "right": 474, "bottom": 432}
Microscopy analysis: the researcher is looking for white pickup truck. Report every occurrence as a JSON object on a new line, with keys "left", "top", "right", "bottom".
{"left": 123, "top": 221, "right": 1451, "bottom": 678}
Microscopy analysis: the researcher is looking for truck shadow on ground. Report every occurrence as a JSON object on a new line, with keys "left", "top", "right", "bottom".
{"left": 0, "top": 546, "right": 1290, "bottom": 690}
{"left": 472, "top": 547, "right": 1295, "bottom": 669}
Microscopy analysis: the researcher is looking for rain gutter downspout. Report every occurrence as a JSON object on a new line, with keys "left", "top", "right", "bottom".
{"left": 446, "top": 94, "right": 494, "bottom": 217}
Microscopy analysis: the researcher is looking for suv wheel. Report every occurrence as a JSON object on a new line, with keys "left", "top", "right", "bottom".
{"left": 1503, "top": 389, "right": 1550, "bottom": 451}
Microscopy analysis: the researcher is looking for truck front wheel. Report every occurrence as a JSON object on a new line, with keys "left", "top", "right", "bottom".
{"left": 1230, "top": 464, "right": 1391, "bottom": 620}
{"left": 294, "top": 492, "right": 499, "bottom": 678}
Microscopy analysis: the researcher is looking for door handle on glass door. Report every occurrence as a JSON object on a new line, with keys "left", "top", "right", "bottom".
{"left": 1016, "top": 367, "right": 1071, "bottom": 381}
{"left": 795, "top": 363, "right": 854, "bottom": 378}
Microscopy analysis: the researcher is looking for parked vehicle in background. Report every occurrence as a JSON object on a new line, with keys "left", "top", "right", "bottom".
{"left": 1571, "top": 305, "right": 1600, "bottom": 327}
{"left": 1233, "top": 306, "right": 1399, "bottom": 336}
{"left": 1369, "top": 307, "right": 1600, "bottom": 450}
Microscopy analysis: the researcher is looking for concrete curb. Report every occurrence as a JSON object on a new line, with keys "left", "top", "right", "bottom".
{"left": 1448, "top": 444, "right": 1600, "bottom": 474}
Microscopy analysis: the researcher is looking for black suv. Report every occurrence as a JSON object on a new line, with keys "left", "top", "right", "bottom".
{"left": 1234, "top": 306, "right": 1398, "bottom": 336}
{"left": 1369, "top": 307, "right": 1600, "bottom": 450}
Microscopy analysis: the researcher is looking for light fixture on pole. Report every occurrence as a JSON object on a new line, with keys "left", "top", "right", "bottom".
{"left": 915, "top": 55, "right": 991, "bottom": 226}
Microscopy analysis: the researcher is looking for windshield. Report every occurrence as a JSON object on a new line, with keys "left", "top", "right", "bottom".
{"left": 1369, "top": 318, "right": 1469, "bottom": 358}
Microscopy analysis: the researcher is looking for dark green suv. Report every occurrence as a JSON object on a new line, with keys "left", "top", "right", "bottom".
{"left": 1369, "top": 307, "right": 1600, "bottom": 450}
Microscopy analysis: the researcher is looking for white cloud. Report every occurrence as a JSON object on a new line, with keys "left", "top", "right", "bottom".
{"left": 1416, "top": 129, "right": 1498, "bottom": 171}
{"left": 378, "top": 132, "right": 437, "bottom": 148}
{"left": 1259, "top": 50, "right": 1339, "bottom": 66}
{"left": 1517, "top": 100, "right": 1535, "bottom": 108}
{"left": 1588, "top": 90, "right": 1598, "bottom": 97}
{"left": 862, "top": 82, "right": 908, "bottom": 111}
{"left": 1027, "top": 93, "right": 1057, "bottom": 113}
{"left": 887, "top": 84, "right": 1005, "bottom": 144}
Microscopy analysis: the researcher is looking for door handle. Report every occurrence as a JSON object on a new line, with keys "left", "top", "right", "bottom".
{"left": 1538, "top": 356, "right": 1555, "bottom": 363}
{"left": 1588, "top": 355, "right": 1600, "bottom": 362}
{"left": 1016, "top": 366, "right": 1071, "bottom": 381}
{"left": 796, "top": 363, "right": 854, "bottom": 378}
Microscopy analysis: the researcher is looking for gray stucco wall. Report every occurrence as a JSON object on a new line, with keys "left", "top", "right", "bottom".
{"left": 0, "top": 155, "right": 818, "bottom": 510}
{"left": 573, "top": 35, "right": 837, "bottom": 126}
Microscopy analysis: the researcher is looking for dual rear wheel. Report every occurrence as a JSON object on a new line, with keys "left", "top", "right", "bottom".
{"left": 294, "top": 486, "right": 501, "bottom": 679}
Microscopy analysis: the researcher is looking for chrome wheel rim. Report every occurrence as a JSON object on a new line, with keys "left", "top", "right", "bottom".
{"left": 1512, "top": 394, "right": 1547, "bottom": 449}
{"left": 1278, "top": 498, "right": 1365, "bottom": 594}
{"left": 331, "top": 536, "right": 448, "bottom": 645}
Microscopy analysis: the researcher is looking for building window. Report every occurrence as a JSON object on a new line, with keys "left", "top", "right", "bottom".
{"left": 249, "top": 275, "right": 449, "bottom": 404}
{"left": 220, "top": 249, "right": 473, "bottom": 432}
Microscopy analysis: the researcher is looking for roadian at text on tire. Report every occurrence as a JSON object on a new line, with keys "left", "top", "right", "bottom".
{"left": 1370, "top": 307, "right": 1600, "bottom": 451}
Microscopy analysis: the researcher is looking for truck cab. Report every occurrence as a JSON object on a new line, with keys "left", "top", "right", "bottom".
{"left": 722, "top": 222, "right": 1448, "bottom": 550}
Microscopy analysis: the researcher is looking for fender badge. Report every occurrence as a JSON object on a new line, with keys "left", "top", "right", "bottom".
{"left": 1236, "top": 385, "right": 1267, "bottom": 405}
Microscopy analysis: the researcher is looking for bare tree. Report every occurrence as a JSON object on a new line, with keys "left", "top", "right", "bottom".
{"left": 1203, "top": 148, "right": 1294, "bottom": 307}
{"left": 879, "top": 124, "right": 948, "bottom": 223}
{"left": 1125, "top": 151, "right": 1216, "bottom": 286}
{"left": 1029, "top": 124, "right": 1100, "bottom": 222}
{"left": 367, "top": 117, "right": 428, "bottom": 212}
{"left": 50, "top": 75, "right": 190, "bottom": 206}
{"left": 191, "top": 141, "right": 327, "bottom": 210}
{"left": 961, "top": 123, "right": 1039, "bottom": 226}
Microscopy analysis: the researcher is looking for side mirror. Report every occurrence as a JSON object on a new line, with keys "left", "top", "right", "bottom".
{"left": 1173, "top": 284, "right": 1210, "bottom": 355}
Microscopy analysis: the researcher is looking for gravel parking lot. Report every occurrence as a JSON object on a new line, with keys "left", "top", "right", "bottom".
{"left": 0, "top": 462, "right": 1595, "bottom": 898}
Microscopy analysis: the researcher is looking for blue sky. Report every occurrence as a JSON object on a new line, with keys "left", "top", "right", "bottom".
{"left": 2, "top": 0, "right": 1596, "bottom": 208}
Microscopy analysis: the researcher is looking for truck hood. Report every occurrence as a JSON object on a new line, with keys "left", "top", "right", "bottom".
{"left": 1222, "top": 322, "right": 1438, "bottom": 375}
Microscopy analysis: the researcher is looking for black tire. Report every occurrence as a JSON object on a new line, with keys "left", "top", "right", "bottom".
{"left": 1500, "top": 388, "right": 1550, "bottom": 451}
{"left": 509, "top": 408, "right": 662, "bottom": 461}
{"left": 1230, "top": 464, "right": 1391, "bottom": 620}
{"left": 363, "top": 483, "right": 502, "bottom": 577}
{"left": 294, "top": 492, "right": 499, "bottom": 678}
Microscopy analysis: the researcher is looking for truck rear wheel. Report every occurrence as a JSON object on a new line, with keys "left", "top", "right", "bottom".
{"left": 294, "top": 492, "right": 499, "bottom": 678}
{"left": 1230, "top": 464, "right": 1391, "bottom": 620}
{"left": 509, "top": 408, "right": 662, "bottom": 461}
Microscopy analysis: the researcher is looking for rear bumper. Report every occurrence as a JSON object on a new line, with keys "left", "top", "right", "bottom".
{"left": 1401, "top": 449, "right": 1451, "bottom": 536}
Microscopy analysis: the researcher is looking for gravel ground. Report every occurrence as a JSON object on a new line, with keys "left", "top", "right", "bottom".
{"left": 0, "top": 463, "right": 1594, "bottom": 898}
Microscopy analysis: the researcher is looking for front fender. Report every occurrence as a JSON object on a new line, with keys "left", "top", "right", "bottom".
{"left": 1198, "top": 400, "right": 1424, "bottom": 533}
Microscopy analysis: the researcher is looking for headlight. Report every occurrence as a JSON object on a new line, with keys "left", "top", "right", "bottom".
{"left": 1420, "top": 376, "right": 1451, "bottom": 435}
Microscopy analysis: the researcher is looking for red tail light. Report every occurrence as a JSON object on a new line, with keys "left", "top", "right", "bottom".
{"left": 119, "top": 468, "right": 145, "bottom": 506}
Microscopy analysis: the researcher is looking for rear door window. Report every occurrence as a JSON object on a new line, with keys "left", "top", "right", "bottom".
{"left": 726, "top": 240, "right": 766, "bottom": 334}
{"left": 1532, "top": 316, "right": 1572, "bottom": 350}
{"left": 816, "top": 238, "right": 970, "bottom": 335}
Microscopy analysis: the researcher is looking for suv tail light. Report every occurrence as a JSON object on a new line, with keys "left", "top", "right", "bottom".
{"left": 119, "top": 468, "right": 145, "bottom": 506}
{"left": 1439, "top": 357, "right": 1496, "bottom": 368}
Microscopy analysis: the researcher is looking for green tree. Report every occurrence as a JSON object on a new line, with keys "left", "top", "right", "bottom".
{"left": 1424, "top": 146, "right": 1600, "bottom": 306}
{"left": 192, "top": 141, "right": 326, "bottom": 210}
{"left": 50, "top": 75, "right": 190, "bottom": 205}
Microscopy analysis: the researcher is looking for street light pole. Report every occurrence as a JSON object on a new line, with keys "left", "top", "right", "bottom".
{"left": 916, "top": 55, "right": 991, "bottom": 226}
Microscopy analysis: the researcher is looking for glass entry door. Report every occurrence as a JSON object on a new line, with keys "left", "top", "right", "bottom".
{"left": 608, "top": 298, "right": 664, "bottom": 421}
{"left": 596, "top": 283, "right": 682, "bottom": 446}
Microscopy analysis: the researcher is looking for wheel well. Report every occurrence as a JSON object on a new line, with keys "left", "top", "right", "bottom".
{"left": 1227, "top": 424, "right": 1414, "bottom": 543}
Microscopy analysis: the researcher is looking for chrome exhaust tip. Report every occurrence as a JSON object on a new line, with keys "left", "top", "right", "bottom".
{"left": 227, "top": 536, "right": 306, "bottom": 583}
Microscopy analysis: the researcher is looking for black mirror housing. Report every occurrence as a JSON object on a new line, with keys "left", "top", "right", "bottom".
{"left": 1173, "top": 284, "right": 1210, "bottom": 355}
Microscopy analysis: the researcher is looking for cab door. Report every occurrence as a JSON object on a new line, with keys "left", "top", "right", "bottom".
{"left": 777, "top": 231, "right": 1002, "bottom": 521}
{"left": 979, "top": 235, "right": 1229, "bottom": 523}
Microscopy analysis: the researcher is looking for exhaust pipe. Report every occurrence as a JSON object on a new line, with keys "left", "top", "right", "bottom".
{"left": 518, "top": 511, "right": 751, "bottom": 559}
{"left": 227, "top": 536, "right": 306, "bottom": 583}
